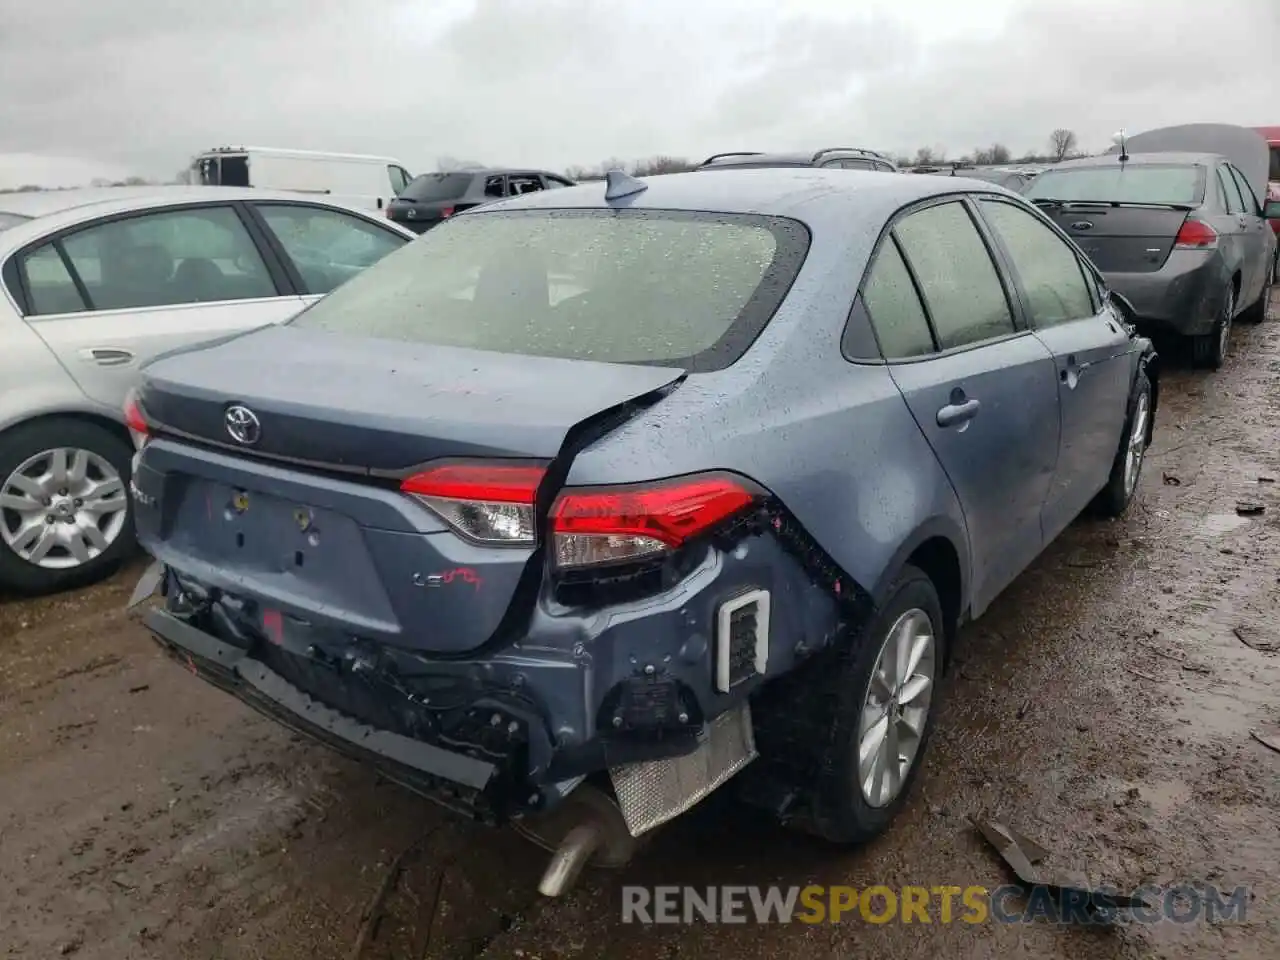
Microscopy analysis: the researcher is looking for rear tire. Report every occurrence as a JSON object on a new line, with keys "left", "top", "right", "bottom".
{"left": 800, "top": 564, "right": 946, "bottom": 844}
{"left": 1239, "top": 259, "right": 1274, "bottom": 324}
{"left": 1093, "top": 369, "right": 1152, "bottom": 518}
{"left": 0, "top": 418, "right": 136, "bottom": 595}
{"left": 1191, "top": 285, "right": 1234, "bottom": 370}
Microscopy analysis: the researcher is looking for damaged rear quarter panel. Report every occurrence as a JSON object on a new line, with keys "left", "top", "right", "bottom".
{"left": 561, "top": 226, "right": 971, "bottom": 659}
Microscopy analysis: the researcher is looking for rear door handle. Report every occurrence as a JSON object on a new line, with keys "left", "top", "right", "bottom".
{"left": 78, "top": 347, "right": 134, "bottom": 366}
{"left": 936, "top": 398, "right": 980, "bottom": 428}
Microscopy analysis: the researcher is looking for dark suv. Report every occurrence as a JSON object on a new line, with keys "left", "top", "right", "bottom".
{"left": 385, "top": 168, "right": 576, "bottom": 233}
{"left": 697, "top": 147, "right": 898, "bottom": 173}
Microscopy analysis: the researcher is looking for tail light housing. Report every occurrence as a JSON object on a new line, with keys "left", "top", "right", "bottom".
{"left": 123, "top": 389, "right": 150, "bottom": 450}
{"left": 400, "top": 463, "right": 761, "bottom": 570}
{"left": 401, "top": 462, "right": 545, "bottom": 545}
{"left": 1174, "top": 218, "right": 1218, "bottom": 250}
{"left": 439, "top": 206, "right": 455, "bottom": 219}
{"left": 550, "top": 474, "right": 759, "bottom": 570}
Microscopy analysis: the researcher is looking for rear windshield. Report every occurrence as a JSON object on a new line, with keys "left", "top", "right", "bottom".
{"left": 0, "top": 212, "right": 31, "bottom": 230}
{"left": 288, "top": 208, "right": 810, "bottom": 371}
{"left": 1025, "top": 164, "right": 1204, "bottom": 204}
{"left": 399, "top": 172, "right": 473, "bottom": 201}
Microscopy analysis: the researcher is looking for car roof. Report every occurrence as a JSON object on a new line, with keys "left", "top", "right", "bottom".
{"left": 464, "top": 167, "right": 1010, "bottom": 230}
{"left": 0, "top": 185, "right": 409, "bottom": 255}
{"left": 1047, "top": 152, "right": 1222, "bottom": 170}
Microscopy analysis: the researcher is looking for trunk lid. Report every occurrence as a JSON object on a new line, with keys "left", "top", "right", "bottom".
{"left": 1036, "top": 202, "right": 1192, "bottom": 273}
{"left": 138, "top": 324, "right": 682, "bottom": 471}
{"left": 136, "top": 325, "right": 684, "bottom": 655}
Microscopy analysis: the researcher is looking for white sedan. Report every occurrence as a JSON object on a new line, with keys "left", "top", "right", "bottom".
{"left": 0, "top": 185, "right": 415, "bottom": 594}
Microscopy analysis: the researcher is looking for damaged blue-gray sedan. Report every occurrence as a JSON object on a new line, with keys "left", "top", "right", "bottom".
{"left": 124, "top": 166, "right": 1159, "bottom": 895}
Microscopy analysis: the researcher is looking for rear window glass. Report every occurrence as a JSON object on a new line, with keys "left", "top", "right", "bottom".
{"left": 1025, "top": 164, "right": 1204, "bottom": 204}
{"left": 0, "top": 212, "right": 31, "bottom": 230}
{"left": 288, "top": 208, "right": 810, "bottom": 372}
{"left": 1270, "top": 146, "right": 1280, "bottom": 183}
{"left": 399, "top": 173, "right": 472, "bottom": 201}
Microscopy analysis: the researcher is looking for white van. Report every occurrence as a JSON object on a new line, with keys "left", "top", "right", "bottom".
{"left": 191, "top": 146, "right": 414, "bottom": 213}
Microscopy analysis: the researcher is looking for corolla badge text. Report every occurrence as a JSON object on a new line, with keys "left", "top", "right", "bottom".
{"left": 225, "top": 405, "right": 261, "bottom": 446}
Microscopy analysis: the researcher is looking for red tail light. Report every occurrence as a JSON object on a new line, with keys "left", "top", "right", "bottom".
{"left": 1174, "top": 219, "right": 1218, "bottom": 250}
{"left": 550, "top": 473, "right": 759, "bottom": 570}
{"left": 400, "top": 464, "right": 761, "bottom": 568}
{"left": 401, "top": 462, "right": 546, "bottom": 545}
{"left": 123, "top": 389, "right": 150, "bottom": 450}
{"left": 440, "top": 206, "right": 455, "bottom": 219}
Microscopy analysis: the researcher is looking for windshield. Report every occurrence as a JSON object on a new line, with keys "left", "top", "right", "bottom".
{"left": 288, "top": 208, "right": 810, "bottom": 371}
{"left": 1025, "top": 164, "right": 1204, "bottom": 204}
{"left": 0, "top": 212, "right": 32, "bottom": 230}
{"left": 399, "top": 172, "right": 473, "bottom": 202}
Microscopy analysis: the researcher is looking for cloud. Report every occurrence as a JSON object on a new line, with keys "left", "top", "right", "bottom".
{"left": 0, "top": 0, "right": 1275, "bottom": 184}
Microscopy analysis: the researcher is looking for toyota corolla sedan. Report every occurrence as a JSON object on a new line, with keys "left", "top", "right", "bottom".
{"left": 0, "top": 186, "right": 413, "bottom": 594}
{"left": 125, "top": 168, "right": 1159, "bottom": 895}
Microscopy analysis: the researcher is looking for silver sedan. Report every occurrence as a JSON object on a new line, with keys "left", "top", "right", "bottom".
{"left": 0, "top": 185, "right": 414, "bottom": 594}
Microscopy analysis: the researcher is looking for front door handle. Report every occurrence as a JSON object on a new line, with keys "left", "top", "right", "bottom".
{"left": 78, "top": 347, "right": 135, "bottom": 366}
{"left": 937, "top": 397, "right": 981, "bottom": 428}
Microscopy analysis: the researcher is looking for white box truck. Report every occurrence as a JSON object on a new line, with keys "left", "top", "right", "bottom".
{"left": 191, "top": 146, "right": 414, "bottom": 213}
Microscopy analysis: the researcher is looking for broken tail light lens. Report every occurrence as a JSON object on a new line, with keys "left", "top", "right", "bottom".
{"left": 401, "top": 462, "right": 546, "bottom": 545}
{"left": 123, "top": 389, "right": 150, "bottom": 450}
{"left": 1174, "top": 219, "right": 1218, "bottom": 250}
{"left": 550, "top": 473, "right": 759, "bottom": 570}
{"left": 439, "top": 206, "right": 455, "bottom": 218}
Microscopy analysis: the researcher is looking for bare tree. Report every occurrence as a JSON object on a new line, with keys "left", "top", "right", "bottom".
{"left": 1049, "top": 129, "right": 1078, "bottom": 163}
{"left": 632, "top": 155, "right": 694, "bottom": 176}
{"left": 436, "top": 155, "right": 484, "bottom": 172}
{"left": 972, "top": 143, "right": 1012, "bottom": 165}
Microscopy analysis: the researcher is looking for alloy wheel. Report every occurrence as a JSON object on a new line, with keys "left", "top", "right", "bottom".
{"left": 857, "top": 608, "right": 937, "bottom": 808}
{"left": 1123, "top": 392, "right": 1149, "bottom": 498}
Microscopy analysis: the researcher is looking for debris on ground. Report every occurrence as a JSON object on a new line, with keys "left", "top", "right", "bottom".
{"left": 1235, "top": 502, "right": 1266, "bottom": 516}
{"left": 1162, "top": 472, "right": 1182, "bottom": 486}
{"left": 970, "top": 817, "right": 1153, "bottom": 915}
{"left": 1250, "top": 731, "right": 1280, "bottom": 755}
{"left": 1258, "top": 476, "right": 1276, "bottom": 484}
{"left": 1233, "top": 625, "right": 1279, "bottom": 653}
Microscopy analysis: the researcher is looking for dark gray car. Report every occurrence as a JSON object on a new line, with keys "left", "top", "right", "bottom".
{"left": 1024, "top": 133, "right": 1276, "bottom": 369}
{"left": 385, "top": 169, "right": 577, "bottom": 234}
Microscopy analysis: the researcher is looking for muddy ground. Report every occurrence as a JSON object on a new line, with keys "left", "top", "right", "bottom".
{"left": 3, "top": 297, "right": 1279, "bottom": 960}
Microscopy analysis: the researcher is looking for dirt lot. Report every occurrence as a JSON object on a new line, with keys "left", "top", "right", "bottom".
{"left": 3, "top": 298, "right": 1279, "bottom": 960}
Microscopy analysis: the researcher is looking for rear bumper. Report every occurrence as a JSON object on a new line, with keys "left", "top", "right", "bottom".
{"left": 1106, "top": 253, "right": 1226, "bottom": 337}
{"left": 144, "top": 606, "right": 511, "bottom": 819}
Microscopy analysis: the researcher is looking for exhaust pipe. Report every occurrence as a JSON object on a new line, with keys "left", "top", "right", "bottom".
{"left": 538, "top": 822, "right": 605, "bottom": 897}
{"left": 514, "top": 782, "right": 639, "bottom": 898}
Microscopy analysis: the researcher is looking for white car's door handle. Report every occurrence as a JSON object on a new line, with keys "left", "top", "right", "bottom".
{"left": 79, "top": 347, "right": 135, "bottom": 366}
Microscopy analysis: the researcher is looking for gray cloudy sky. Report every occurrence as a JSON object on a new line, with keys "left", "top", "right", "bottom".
{"left": 1, "top": 0, "right": 1277, "bottom": 184}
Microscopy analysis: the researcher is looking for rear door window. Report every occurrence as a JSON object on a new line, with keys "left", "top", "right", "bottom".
{"left": 978, "top": 200, "right": 1094, "bottom": 328}
{"left": 892, "top": 201, "right": 1016, "bottom": 350}
{"left": 1219, "top": 166, "right": 1246, "bottom": 214}
{"left": 287, "top": 208, "right": 810, "bottom": 372}
{"left": 256, "top": 203, "right": 408, "bottom": 295}
{"left": 484, "top": 176, "right": 507, "bottom": 198}
{"left": 54, "top": 206, "right": 277, "bottom": 312}
{"left": 861, "top": 238, "right": 934, "bottom": 358}
{"left": 19, "top": 244, "right": 87, "bottom": 315}
{"left": 1213, "top": 167, "right": 1233, "bottom": 211}
{"left": 400, "top": 173, "right": 472, "bottom": 202}
{"left": 507, "top": 175, "right": 544, "bottom": 196}
{"left": 1227, "top": 165, "right": 1260, "bottom": 215}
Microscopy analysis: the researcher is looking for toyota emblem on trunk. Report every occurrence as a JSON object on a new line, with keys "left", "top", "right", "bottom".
{"left": 225, "top": 405, "right": 261, "bottom": 445}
